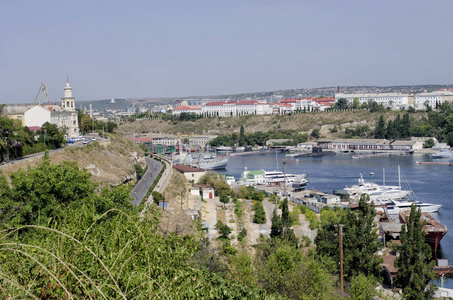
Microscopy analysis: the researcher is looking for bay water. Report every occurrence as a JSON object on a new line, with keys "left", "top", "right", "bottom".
{"left": 216, "top": 152, "right": 453, "bottom": 288}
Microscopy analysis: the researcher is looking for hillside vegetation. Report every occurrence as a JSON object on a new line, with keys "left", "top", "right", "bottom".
{"left": 117, "top": 110, "right": 428, "bottom": 138}
{"left": 1, "top": 133, "right": 145, "bottom": 186}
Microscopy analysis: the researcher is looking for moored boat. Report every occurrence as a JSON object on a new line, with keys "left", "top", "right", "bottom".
{"left": 399, "top": 210, "right": 447, "bottom": 255}
{"left": 429, "top": 149, "right": 453, "bottom": 159}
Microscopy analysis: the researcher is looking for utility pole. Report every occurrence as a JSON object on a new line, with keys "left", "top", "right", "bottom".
{"left": 283, "top": 161, "right": 287, "bottom": 199}
{"left": 180, "top": 191, "right": 183, "bottom": 209}
{"left": 339, "top": 224, "right": 344, "bottom": 293}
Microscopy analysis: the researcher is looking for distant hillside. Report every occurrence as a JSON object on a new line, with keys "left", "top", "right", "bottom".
{"left": 76, "top": 98, "right": 129, "bottom": 112}
{"left": 117, "top": 110, "right": 428, "bottom": 138}
{"left": 79, "top": 84, "right": 453, "bottom": 109}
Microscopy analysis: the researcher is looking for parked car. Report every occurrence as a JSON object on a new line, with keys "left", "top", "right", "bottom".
{"left": 83, "top": 140, "right": 89, "bottom": 144}
{"left": 92, "top": 137, "right": 97, "bottom": 141}
{"left": 67, "top": 140, "right": 74, "bottom": 144}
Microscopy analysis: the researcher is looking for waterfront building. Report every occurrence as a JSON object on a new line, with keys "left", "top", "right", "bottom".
{"left": 414, "top": 91, "right": 453, "bottom": 109}
{"left": 318, "top": 138, "right": 391, "bottom": 151}
{"left": 335, "top": 93, "right": 414, "bottom": 109}
{"left": 189, "top": 135, "right": 217, "bottom": 148}
{"left": 128, "top": 137, "right": 153, "bottom": 144}
{"left": 318, "top": 138, "right": 426, "bottom": 152}
{"left": 151, "top": 137, "right": 179, "bottom": 146}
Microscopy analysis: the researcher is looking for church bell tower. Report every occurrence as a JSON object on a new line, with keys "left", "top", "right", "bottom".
{"left": 61, "top": 77, "right": 75, "bottom": 111}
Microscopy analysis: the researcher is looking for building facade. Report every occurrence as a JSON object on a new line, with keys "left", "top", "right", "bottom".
{"left": 414, "top": 91, "right": 453, "bottom": 109}
{"left": 50, "top": 80, "right": 80, "bottom": 139}
{"left": 335, "top": 93, "right": 414, "bottom": 109}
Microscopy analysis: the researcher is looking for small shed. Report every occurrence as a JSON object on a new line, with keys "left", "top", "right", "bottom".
{"left": 191, "top": 184, "right": 215, "bottom": 200}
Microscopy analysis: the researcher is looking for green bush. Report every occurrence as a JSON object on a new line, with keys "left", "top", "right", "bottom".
{"left": 238, "top": 228, "right": 247, "bottom": 242}
{"left": 253, "top": 202, "right": 266, "bottom": 224}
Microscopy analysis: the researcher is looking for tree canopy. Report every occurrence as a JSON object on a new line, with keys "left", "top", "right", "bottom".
{"left": 394, "top": 205, "right": 436, "bottom": 299}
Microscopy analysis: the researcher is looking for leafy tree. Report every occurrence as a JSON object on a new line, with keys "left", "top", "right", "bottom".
{"left": 401, "top": 113, "right": 411, "bottom": 138}
{"left": 270, "top": 209, "right": 283, "bottom": 238}
{"left": 152, "top": 191, "right": 164, "bottom": 204}
{"left": 424, "top": 138, "right": 435, "bottom": 148}
{"left": 253, "top": 202, "right": 266, "bottom": 224}
{"left": 336, "top": 98, "right": 349, "bottom": 110}
{"left": 218, "top": 223, "right": 232, "bottom": 239}
{"left": 219, "top": 193, "right": 229, "bottom": 208}
{"left": 80, "top": 114, "right": 94, "bottom": 134}
{"left": 0, "top": 116, "right": 15, "bottom": 161}
{"left": 374, "top": 115, "right": 386, "bottom": 139}
{"left": 394, "top": 205, "right": 436, "bottom": 299}
{"left": 254, "top": 241, "right": 339, "bottom": 299}
{"left": 270, "top": 199, "right": 298, "bottom": 246}
{"left": 198, "top": 172, "right": 231, "bottom": 195}
{"left": 310, "top": 128, "right": 320, "bottom": 139}
{"left": 349, "top": 273, "right": 378, "bottom": 300}
{"left": 352, "top": 97, "right": 360, "bottom": 109}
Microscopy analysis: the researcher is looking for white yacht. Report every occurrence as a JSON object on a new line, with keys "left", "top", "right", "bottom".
{"left": 235, "top": 168, "right": 308, "bottom": 187}
{"left": 385, "top": 199, "right": 442, "bottom": 214}
{"left": 429, "top": 149, "right": 453, "bottom": 159}
{"left": 264, "top": 170, "right": 308, "bottom": 187}
{"left": 344, "top": 173, "right": 410, "bottom": 201}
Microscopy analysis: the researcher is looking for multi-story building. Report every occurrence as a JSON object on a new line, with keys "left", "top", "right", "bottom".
{"left": 335, "top": 93, "right": 414, "bottom": 109}
{"left": 414, "top": 91, "right": 453, "bottom": 109}
{"left": 189, "top": 135, "right": 218, "bottom": 148}
{"left": 202, "top": 100, "right": 271, "bottom": 117}
{"left": 171, "top": 105, "right": 203, "bottom": 116}
{"left": 50, "top": 79, "right": 80, "bottom": 138}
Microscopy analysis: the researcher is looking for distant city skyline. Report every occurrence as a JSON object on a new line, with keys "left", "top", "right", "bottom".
{"left": 1, "top": 0, "right": 453, "bottom": 103}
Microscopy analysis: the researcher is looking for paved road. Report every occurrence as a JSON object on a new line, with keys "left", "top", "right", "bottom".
{"left": 131, "top": 157, "right": 163, "bottom": 206}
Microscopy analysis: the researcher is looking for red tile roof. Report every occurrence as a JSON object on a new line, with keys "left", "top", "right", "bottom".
{"left": 173, "top": 105, "right": 202, "bottom": 110}
{"left": 205, "top": 100, "right": 258, "bottom": 106}
{"left": 234, "top": 100, "right": 258, "bottom": 105}
{"left": 27, "top": 126, "right": 41, "bottom": 132}
{"left": 205, "top": 101, "right": 231, "bottom": 106}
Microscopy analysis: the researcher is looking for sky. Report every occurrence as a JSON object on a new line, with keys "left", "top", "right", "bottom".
{"left": 1, "top": 0, "right": 453, "bottom": 103}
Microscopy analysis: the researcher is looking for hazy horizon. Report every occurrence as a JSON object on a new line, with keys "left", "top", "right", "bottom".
{"left": 2, "top": 0, "right": 453, "bottom": 103}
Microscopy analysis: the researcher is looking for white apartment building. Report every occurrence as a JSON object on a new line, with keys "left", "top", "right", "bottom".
{"left": 171, "top": 105, "right": 203, "bottom": 116}
{"left": 203, "top": 100, "right": 271, "bottom": 117}
{"left": 151, "top": 137, "right": 179, "bottom": 146}
{"left": 414, "top": 91, "right": 453, "bottom": 109}
{"left": 335, "top": 93, "right": 414, "bottom": 109}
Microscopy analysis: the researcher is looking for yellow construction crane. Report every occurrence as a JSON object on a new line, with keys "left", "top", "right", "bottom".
{"left": 33, "top": 82, "right": 50, "bottom": 105}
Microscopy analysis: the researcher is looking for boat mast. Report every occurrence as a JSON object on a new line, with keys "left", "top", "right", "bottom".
{"left": 398, "top": 165, "right": 401, "bottom": 190}
{"left": 275, "top": 148, "right": 279, "bottom": 171}
{"left": 383, "top": 168, "right": 385, "bottom": 185}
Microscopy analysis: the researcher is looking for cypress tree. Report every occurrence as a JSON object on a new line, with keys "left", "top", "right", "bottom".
{"left": 375, "top": 115, "right": 386, "bottom": 139}
{"left": 239, "top": 125, "right": 246, "bottom": 146}
{"left": 394, "top": 205, "right": 436, "bottom": 299}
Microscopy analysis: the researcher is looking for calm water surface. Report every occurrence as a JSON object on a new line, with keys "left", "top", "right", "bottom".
{"left": 216, "top": 152, "right": 453, "bottom": 287}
